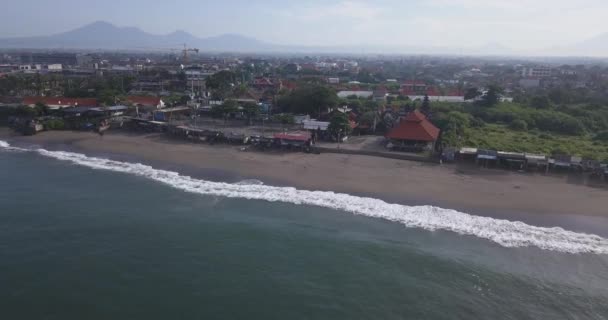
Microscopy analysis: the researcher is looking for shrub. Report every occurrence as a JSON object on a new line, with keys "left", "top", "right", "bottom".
{"left": 509, "top": 119, "right": 528, "bottom": 131}
{"left": 44, "top": 119, "right": 66, "bottom": 130}
{"left": 594, "top": 131, "right": 608, "bottom": 142}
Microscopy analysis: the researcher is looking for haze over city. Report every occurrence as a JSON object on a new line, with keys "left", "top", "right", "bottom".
{"left": 2, "top": 0, "right": 608, "bottom": 55}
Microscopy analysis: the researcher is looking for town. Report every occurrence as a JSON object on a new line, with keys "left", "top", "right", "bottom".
{"left": 1, "top": 49, "right": 608, "bottom": 182}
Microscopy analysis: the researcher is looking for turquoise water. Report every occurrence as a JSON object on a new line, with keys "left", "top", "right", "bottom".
{"left": 1, "top": 148, "right": 608, "bottom": 319}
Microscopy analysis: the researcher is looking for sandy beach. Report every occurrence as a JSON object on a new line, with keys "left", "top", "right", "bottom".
{"left": 2, "top": 127, "right": 607, "bottom": 219}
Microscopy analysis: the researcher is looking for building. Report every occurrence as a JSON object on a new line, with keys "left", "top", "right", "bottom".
{"left": 337, "top": 91, "right": 373, "bottom": 99}
{"left": 521, "top": 67, "right": 552, "bottom": 78}
{"left": 327, "top": 77, "right": 340, "bottom": 84}
{"left": 386, "top": 110, "right": 440, "bottom": 152}
{"left": 519, "top": 78, "right": 541, "bottom": 88}
{"left": 126, "top": 96, "right": 165, "bottom": 109}
{"left": 401, "top": 81, "right": 428, "bottom": 95}
{"left": 23, "top": 97, "right": 98, "bottom": 109}
{"left": 19, "top": 53, "right": 77, "bottom": 66}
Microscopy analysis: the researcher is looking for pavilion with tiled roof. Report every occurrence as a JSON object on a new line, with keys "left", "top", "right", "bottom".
{"left": 386, "top": 110, "right": 440, "bottom": 152}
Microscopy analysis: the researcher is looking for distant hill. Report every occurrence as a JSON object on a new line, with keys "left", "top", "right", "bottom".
{"left": 8, "top": 21, "right": 604, "bottom": 56}
{"left": 0, "top": 21, "right": 277, "bottom": 52}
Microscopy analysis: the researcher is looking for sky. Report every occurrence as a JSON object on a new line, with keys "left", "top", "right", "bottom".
{"left": 1, "top": 0, "right": 608, "bottom": 51}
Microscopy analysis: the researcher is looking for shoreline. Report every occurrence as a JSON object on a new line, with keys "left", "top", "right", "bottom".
{"left": 2, "top": 128, "right": 608, "bottom": 233}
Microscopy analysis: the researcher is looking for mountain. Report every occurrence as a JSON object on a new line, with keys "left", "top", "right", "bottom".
{"left": 0, "top": 21, "right": 276, "bottom": 52}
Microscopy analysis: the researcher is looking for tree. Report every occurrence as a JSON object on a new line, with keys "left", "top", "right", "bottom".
{"left": 328, "top": 112, "right": 352, "bottom": 141}
{"left": 420, "top": 95, "right": 431, "bottom": 117}
{"left": 464, "top": 87, "right": 482, "bottom": 100}
{"left": 360, "top": 111, "right": 378, "bottom": 132}
{"left": 278, "top": 85, "right": 338, "bottom": 117}
{"left": 243, "top": 102, "right": 260, "bottom": 125}
{"left": 479, "top": 85, "right": 502, "bottom": 107}
{"left": 34, "top": 102, "right": 49, "bottom": 116}
{"left": 213, "top": 100, "right": 239, "bottom": 122}
{"left": 206, "top": 71, "right": 236, "bottom": 100}
{"left": 530, "top": 95, "right": 551, "bottom": 109}
{"left": 509, "top": 119, "right": 528, "bottom": 131}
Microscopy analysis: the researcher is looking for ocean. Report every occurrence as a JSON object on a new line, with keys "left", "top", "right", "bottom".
{"left": 1, "top": 140, "right": 608, "bottom": 319}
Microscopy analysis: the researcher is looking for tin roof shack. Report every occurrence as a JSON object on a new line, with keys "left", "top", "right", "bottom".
{"left": 274, "top": 131, "right": 312, "bottom": 151}
{"left": 303, "top": 120, "right": 330, "bottom": 143}
{"left": 441, "top": 147, "right": 456, "bottom": 162}
{"left": 125, "top": 117, "right": 168, "bottom": 133}
{"left": 386, "top": 110, "right": 440, "bottom": 153}
{"left": 570, "top": 156, "right": 583, "bottom": 172}
{"left": 169, "top": 126, "right": 223, "bottom": 144}
{"left": 550, "top": 155, "right": 572, "bottom": 172}
{"left": 524, "top": 153, "right": 548, "bottom": 172}
{"left": 457, "top": 147, "right": 478, "bottom": 162}
{"left": 153, "top": 107, "right": 191, "bottom": 122}
{"left": 476, "top": 149, "right": 498, "bottom": 167}
{"left": 498, "top": 151, "right": 526, "bottom": 170}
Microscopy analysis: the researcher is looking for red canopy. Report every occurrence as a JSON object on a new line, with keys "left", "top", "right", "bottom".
{"left": 274, "top": 131, "right": 311, "bottom": 142}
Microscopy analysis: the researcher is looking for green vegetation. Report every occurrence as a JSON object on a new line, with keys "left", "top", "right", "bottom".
{"left": 272, "top": 113, "right": 295, "bottom": 125}
{"left": 328, "top": 113, "right": 352, "bottom": 139}
{"left": 277, "top": 85, "right": 338, "bottom": 117}
{"left": 466, "top": 124, "right": 608, "bottom": 161}
{"left": 212, "top": 100, "right": 239, "bottom": 122}
{"left": 242, "top": 102, "right": 260, "bottom": 125}
{"left": 43, "top": 119, "right": 66, "bottom": 130}
{"left": 429, "top": 91, "right": 608, "bottom": 160}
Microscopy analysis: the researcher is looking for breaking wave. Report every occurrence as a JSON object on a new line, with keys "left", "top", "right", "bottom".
{"left": 2, "top": 139, "right": 608, "bottom": 254}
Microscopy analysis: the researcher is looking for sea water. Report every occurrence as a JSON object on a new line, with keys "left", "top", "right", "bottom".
{"left": 1, "top": 141, "right": 607, "bottom": 319}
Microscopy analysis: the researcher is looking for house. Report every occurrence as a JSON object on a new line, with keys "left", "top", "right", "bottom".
{"left": 373, "top": 87, "right": 388, "bottom": 102}
{"left": 23, "top": 97, "right": 98, "bottom": 109}
{"left": 386, "top": 110, "right": 440, "bottom": 153}
{"left": 337, "top": 91, "right": 373, "bottom": 99}
{"left": 400, "top": 81, "right": 428, "bottom": 95}
{"left": 126, "top": 96, "right": 165, "bottom": 109}
{"left": 252, "top": 77, "right": 282, "bottom": 91}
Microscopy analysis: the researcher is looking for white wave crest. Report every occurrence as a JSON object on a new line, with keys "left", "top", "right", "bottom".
{"left": 235, "top": 179, "right": 265, "bottom": 186}
{"left": 0, "top": 140, "right": 11, "bottom": 148}
{"left": 2, "top": 139, "right": 608, "bottom": 254}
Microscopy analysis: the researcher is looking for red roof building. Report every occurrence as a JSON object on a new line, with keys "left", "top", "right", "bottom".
{"left": 386, "top": 110, "right": 440, "bottom": 142}
{"left": 23, "top": 97, "right": 98, "bottom": 109}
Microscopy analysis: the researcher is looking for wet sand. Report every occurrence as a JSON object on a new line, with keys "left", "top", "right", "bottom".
{"left": 2, "top": 128, "right": 608, "bottom": 221}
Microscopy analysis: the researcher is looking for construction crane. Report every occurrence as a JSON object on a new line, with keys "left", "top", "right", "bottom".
{"left": 181, "top": 44, "right": 199, "bottom": 64}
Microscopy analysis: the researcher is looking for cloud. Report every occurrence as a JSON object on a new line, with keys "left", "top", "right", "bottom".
{"left": 275, "top": 1, "right": 385, "bottom": 21}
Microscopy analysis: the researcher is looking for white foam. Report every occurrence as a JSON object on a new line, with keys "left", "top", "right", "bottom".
{"left": 2, "top": 139, "right": 608, "bottom": 254}
{"left": 0, "top": 140, "right": 10, "bottom": 148}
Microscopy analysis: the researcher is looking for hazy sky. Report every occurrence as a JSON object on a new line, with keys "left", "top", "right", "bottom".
{"left": 2, "top": 0, "right": 607, "bottom": 50}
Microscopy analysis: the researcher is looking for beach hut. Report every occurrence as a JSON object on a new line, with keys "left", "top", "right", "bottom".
{"left": 497, "top": 151, "right": 526, "bottom": 170}
{"left": 476, "top": 149, "right": 498, "bottom": 167}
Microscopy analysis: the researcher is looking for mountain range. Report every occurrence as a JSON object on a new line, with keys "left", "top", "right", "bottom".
{"left": 1, "top": 21, "right": 607, "bottom": 57}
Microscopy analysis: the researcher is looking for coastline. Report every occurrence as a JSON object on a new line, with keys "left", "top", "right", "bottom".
{"left": 2, "top": 128, "right": 608, "bottom": 226}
